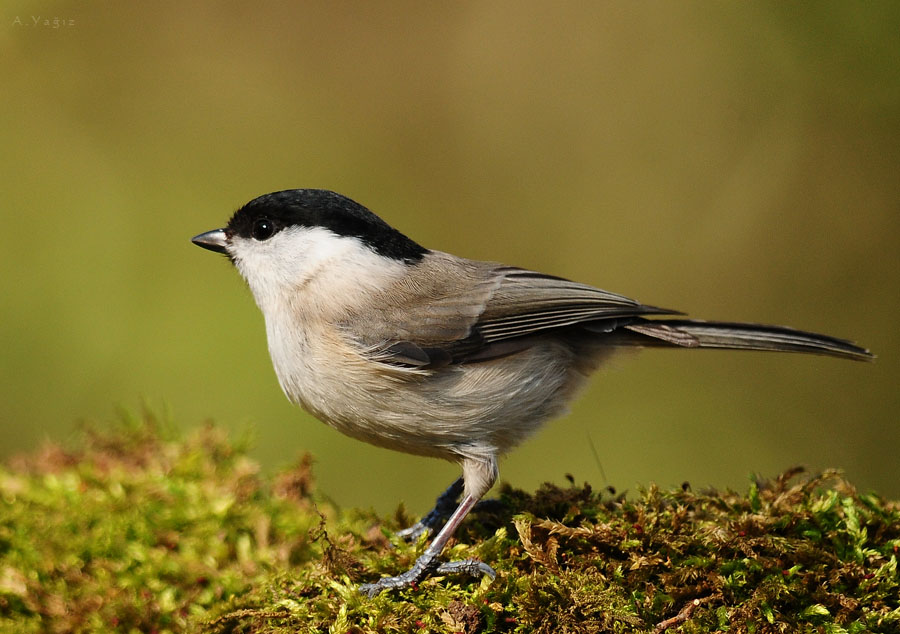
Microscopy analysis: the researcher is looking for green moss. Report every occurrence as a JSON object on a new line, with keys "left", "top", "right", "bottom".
{"left": 0, "top": 416, "right": 897, "bottom": 633}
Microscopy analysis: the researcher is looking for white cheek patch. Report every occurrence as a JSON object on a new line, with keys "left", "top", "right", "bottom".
{"left": 229, "top": 226, "right": 407, "bottom": 312}
{"left": 232, "top": 227, "right": 320, "bottom": 292}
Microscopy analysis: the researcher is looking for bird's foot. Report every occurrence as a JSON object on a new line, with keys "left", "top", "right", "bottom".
{"left": 359, "top": 550, "right": 495, "bottom": 597}
{"left": 394, "top": 520, "right": 431, "bottom": 543}
{"left": 394, "top": 478, "right": 465, "bottom": 542}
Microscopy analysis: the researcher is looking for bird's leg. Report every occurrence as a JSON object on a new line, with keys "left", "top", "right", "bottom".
{"left": 395, "top": 477, "right": 505, "bottom": 543}
{"left": 395, "top": 477, "right": 464, "bottom": 542}
{"left": 359, "top": 492, "right": 495, "bottom": 596}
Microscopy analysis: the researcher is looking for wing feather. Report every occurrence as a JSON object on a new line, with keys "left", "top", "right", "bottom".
{"left": 342, "top": 254, "right": 674, "bottom": 367}
{"left": 477, "top": 268, "right": 675, "bottom": 342}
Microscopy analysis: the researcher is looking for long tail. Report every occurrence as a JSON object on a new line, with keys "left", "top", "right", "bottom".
{"left": 605, "top": 318, "right": 873, "bottom": 361}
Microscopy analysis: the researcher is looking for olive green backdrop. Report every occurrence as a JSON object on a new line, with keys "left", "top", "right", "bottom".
{"left": 2, "top": 2, "right": 897, "bottom": 513}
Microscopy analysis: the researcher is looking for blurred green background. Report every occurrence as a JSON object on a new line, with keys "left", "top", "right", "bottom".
{"left": 2, "top": 2, "right": 898, "bottom": 513}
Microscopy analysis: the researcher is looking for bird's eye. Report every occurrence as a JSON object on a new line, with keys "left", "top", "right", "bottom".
{"left": 251, "top": 218, "right": 275, "bottom": 241}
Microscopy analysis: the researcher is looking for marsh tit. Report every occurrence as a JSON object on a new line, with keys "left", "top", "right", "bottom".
{"left": 192, "top": 189, "right": 872, "bottom": 596}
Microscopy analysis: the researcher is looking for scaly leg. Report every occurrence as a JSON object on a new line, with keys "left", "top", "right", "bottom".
{"left": 359, "top": 493, "right": 495, "bottom": 596}
{"left": 395, "top": 477, "right": 506, "bottom": 543}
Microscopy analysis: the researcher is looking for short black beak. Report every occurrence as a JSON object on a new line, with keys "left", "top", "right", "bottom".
{"left": 191, "top": 229, "right": 228, "bottom": 254}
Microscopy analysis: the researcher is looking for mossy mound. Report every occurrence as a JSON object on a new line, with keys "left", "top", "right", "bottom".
{"left": 0, "top": 415, "right": 897, "bottom": 633}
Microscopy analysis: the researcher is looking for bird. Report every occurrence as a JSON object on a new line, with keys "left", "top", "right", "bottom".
{"left": 191, "top": 188, "right": 872, "bottom": 596}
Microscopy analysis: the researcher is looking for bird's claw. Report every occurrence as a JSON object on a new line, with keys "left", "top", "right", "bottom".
{"left": 435, "top": 559, "right": 496, "bottom": 579}
{"left": 359, "top": 554, "right": 495, "bottom": 597}
{"left": 394, "top": 520, "right": 431, "bottom": 543}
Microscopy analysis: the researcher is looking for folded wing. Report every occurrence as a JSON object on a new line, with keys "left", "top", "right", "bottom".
{"left": 344, "top": 255, "right": 680, "bottom": 368}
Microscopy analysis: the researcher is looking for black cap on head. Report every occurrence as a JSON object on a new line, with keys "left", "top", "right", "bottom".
{"left": 227, "top": 189, "right": 427, "bottom": 263}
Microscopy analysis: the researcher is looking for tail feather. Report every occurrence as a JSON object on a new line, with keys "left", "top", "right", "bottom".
{"left": 607, "top": 318, "right": 873, "bottom": 361}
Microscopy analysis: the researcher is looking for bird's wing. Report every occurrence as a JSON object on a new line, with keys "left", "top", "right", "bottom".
{"left": 475, "top": 267, "right": 675, "bottom": 342}
{"left": 342, "top": 254, "right": 678, "bottom": 368}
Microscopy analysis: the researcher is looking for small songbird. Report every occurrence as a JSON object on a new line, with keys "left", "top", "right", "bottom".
{"left": 192, "top": 189, "right": 872, "bottom": 595}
